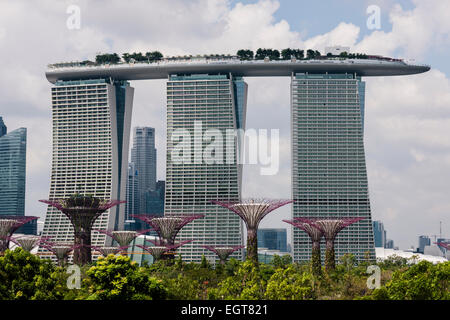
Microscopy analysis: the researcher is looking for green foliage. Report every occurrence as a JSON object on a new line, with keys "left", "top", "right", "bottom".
{"left": 95, "top": 53, "right": 120, "bottom": 65}
{"left": 83, "top": 255, "right": 167, "bottom": 300}
{"left": 369, "top": 261, "right": 450, "bottom": 300}
{"left": 271, "top": 254, "right": 293, "bottom": 269}
{"left": 236, "top": 49, "right": 254, "bottom": 60}
{"left": 209, "top": 260, "right": 266, "bottom": 300}
{"left": 265, "top": 265, "right": 315, "bottom": 300}
{"left": 281, "top": 48, "right": 304, "bottom": 60}
{"left": 0, "top": 248, "right": 68, "bottom": 300}
{"left": 255, "top": 48, "right": 280, "bottom": 60}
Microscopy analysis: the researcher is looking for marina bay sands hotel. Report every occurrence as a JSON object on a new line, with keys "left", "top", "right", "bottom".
{"left": 41, "top": 53, "right": 429, "bottom": 263}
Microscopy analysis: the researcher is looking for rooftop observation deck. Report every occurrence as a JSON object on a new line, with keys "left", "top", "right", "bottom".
{"left": 45, "top": 56, "right": 430, "bottom": 83}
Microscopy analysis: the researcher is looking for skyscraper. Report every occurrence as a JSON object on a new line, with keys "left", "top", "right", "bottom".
{"left": 257, "top": 228, "right": 288, "bottom": 252}
{"left": 125, "top": 162, "right": 139, "bottom": 222}
{"left": 130, "top": 127, "right": 157, "bottom": 213}
{"left": 418, "top": 235, "right": 431, "bottom": 254}
{"left": 373, "top": 221, "right": 386, "bottom": 248}
{"left": 0, "top": 127, "right": 27, "bottom": 217}
{"left": 165, "top": 74, "right": 247, "bottom": 262}
{"left": 40, "top": 79, "right": 134, "bottom": 251}
{"left": 0, "top": 116, "right": 7, "bottom": 137}
{"left": 291, "top": 73, "right": 376, "bottom": 263}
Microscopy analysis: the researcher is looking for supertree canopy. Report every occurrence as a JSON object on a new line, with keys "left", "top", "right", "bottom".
{"left": 90, "top": 246, "right": 124, "bottom": 257}
{"left": 136, "top": 245, "right": 168, "bottom": 262}
{"left": 212, "top": 198, "right": 293, "bottom": 264}
{"left": 94, "top": 230, "right": 143, "bottom": 254}
{"left": 40, "top": 194, "right": 125, "bottom": 265}
{"left": 40, "top": 240, "right": 78, "bottom": 267}
{"left": 0, "top": 216, "right": 39, "bottom": 254}
{"left": 133, "top": 214, "right": 203, "bottom": 260}
{"left": 133, "top": 214, "right": 203, "bottom": 246}
{"left": 284, "top": 219, "right": 324, "bottom": 276}
{"left": 298, "top": 217, "right": 364, "bottom": 272}
{"left": 202, "top": 245, "right": 245, "bottom": 265}
{"left": 436, "top": 242, "right": 450, "bottom": 251}
{"left": 9, "top": 235, "right": 44, "bottom": 252}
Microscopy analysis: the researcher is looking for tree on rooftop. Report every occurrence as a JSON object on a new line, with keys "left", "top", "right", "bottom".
{"left": 255, "top": 48, "right": 280, "bottom": 60}
{"left": 212, "top": 199, "right": 292, "bottom": 265}
{"left": 145, "top": 51, "right": 163, "bottom": 62}
{"left": 236, "top": 49, "right": 254, "bottom": 60}
{"left": 40, "top": 194, "right": 125, "bottom": 265}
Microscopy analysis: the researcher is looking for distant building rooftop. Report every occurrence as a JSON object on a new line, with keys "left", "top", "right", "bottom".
{"left": 376, "top": 247, "right": 447, "bottom": 264}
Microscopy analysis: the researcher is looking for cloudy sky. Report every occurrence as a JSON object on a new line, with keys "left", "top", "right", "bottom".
{"left": 0, "top": 0, "right": 449, "bottom": 249}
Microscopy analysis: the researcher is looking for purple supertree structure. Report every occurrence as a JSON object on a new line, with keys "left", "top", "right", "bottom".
{"left": 202, "top": 245, "right": 245, "bottom": 265}
{"left": 132, "top": 214, "right": 203, "bottom": 259}
{"left": 212, "top": 199, "right": 293, "bottom": 264}
{"left": 40, "top": 240, "right": 78, "bottom": 267}
{"left": 40, "top": 195, "right": 125, "bottom": 265}
{"left": 133, "top": 214, "right": 203, "bottom": 245}
{"left": 89, "top": 245, "right": 125, "bottom": 257}
{"left": 9, "top": 235, "right": 47, "bottom": 252}
{"left": 297, "top": 217, "right": 365, "bottom": 272}
{"left": 136, "top": 245, "right": 168, "bottom": 262}
{"left": 283, "top": 219, "right": 324, "bottom": 276}
{"left": 0, "top": 216, "right": 39, "bottom": 254}
{"left": 94, "top": 229, "right": 149, "bottom": 255}
{"left": 137, "top": 240, "right": 194, "bottom": 262}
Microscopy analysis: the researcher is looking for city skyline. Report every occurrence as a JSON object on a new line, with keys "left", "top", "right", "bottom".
{"left": 1, "top": 0, "right": 449, "bottom": 250}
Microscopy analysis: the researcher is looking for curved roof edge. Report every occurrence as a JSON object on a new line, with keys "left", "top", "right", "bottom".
{"left": 45, "top": 59, "right": 430, "bottom": 83}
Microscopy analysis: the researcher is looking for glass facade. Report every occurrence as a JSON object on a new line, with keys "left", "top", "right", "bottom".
{"left": 130, "top": 127, "right": 157, "bottom": 214}
{"left": 165, "top": 73, "right": 247, "bottom": 262}
{"left": 291, "top": 73, "right": 376, "bottom": 263}
{"left": 40, "top": 78, "right": 134, "bottom": 259}
{"left": 257, "top": 228, "right": 288, "bottom": 252}
{"left": 0, "top": 128, "right": 27, "bottom": 217}
{"left": 373, "top": 220, "right": 386, "bottom": 248}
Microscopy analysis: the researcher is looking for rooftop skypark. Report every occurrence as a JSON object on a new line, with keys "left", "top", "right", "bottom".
{"left": 47, "top": 48, "right": 408, "bottom": 69}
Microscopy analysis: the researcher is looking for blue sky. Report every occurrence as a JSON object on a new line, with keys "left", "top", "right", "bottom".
{"left": 0, "top": 0, "right": 449, "bottom": 250}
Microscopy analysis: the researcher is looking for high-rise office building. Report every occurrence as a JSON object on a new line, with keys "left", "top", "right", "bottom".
{"left": 130, "top": 127, "right": 157, "bottom": 213}
{"left": 291, "top": 73, "right": 376, "bottom": 263}
{"left": 40, "top": 79, "right": 134, "bottom": 252}
{"left": 0, "top": 127, "right": 27, "bottom": 217}
{"left": 418, "top": 235, "right": 431, "bottom": 254}
{"left": 373, "top": 221, "right": 386, "bottom": 248}
{"left": 125, "top": 162, "right": 139, "bottom": 221}
{"left": 258, "top": 228, "right": 288, "bottom": 252}
{"left": 165, "top": 74, "right": 247, "bottom": 262}
{"left": 146, "top": 180, "right": 165, "bottom": 215}
{"left": 0, "top": 116, "right": 7, "bottom": 137}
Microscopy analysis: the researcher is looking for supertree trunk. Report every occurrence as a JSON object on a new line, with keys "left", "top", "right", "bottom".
{"left": 311, "top": 240, "right": 322, "bottom": 276}
{"left": 73, "top": 228, "right": 91, "bottom": 265}
{"left": 324, "top": 239, "right": 336, "bottom": 272}
{"left": 246, "top": 228, "right": 259, "bottom": 265}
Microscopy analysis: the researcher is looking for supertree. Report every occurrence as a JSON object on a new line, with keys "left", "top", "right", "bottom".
{"left": 211, "top": 198, "right": 293, "bottom": 264}
{"left": 94, "top": 229, "right": 149, "bottom": 255}
{"left": 39, "top": 194, "right": 125, "bottom": 265}
{"left": 132, "top": 214, "right": 203, "bottom": 259}
{"left": 39, "top": 240, "right": 78, "bottom": 267}
{"left": 283, "top": 219, "right": 324, "bottom": 276}
{"left": 89, "top": 245, "right": 125, "bottom": 257}
{"left": 9, "top": 235, "right": 48, "bottom": 252}
{"left": 135, "top": 245, "right": 168, "bottom": 262}
{"left": 435, "top": 242, "right": 450, "bottom": 251}
{"left": 297, "top": 217, "right": 365, "bottom": 272}
{"left": 201, "top": 245, "right": 245, "bottom": 265}
{"left": 0, "top": 216, "right": 39, "bottom": 254}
